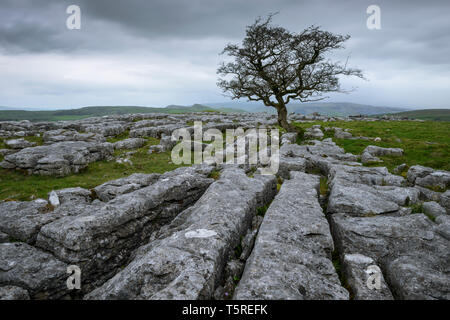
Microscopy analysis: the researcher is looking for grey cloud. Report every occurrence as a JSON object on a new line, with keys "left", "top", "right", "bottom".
{"left": 0, "top": 0, "right": 449, "bottom": 108}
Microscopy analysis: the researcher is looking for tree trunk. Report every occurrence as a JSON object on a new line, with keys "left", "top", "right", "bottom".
{"left": 276, "top": 104, "right": 294, "bottom": 132}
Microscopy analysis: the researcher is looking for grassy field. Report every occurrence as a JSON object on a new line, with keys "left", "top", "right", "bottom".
{"left": 0, "top": 137, "right": 185, "bottom": 201}
{"left": 293, "top": 120, "right": 450, "bottom": 173}
{"left": 0, "top": 119, "right": 449, "bottom": 201}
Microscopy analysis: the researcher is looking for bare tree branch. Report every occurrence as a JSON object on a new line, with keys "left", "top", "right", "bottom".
{"left": 217, "top": 15, "right": 364, "bottom": 131}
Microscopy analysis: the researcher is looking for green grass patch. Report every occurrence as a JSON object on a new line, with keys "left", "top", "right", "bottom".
{"left": 0, "top": 139, "right": 185, "bottom": 201}
{"left": 331, "top": 249, "right": 354, "bottom": 299}
{"left": 256, "top": 204, "right": 270, "bottom": 217}
{"left": 106, "top": 130, "right": 131, "bottom": 143}
{"left": 319, "top": 176, "right": 328, "bottom": 195}
{"left": 208, "top": 169, "right": 221, "bottom": 180}
{"left": 293, "top": 120, "right": 450, "bottom": 172}
{"left": 409, "top": 202, "right": 437, "bottom": 222}
{"left": 24, "top": 135, "right": 44, "bottom": 146}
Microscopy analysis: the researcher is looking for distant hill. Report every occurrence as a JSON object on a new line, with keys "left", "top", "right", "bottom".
{"left": 204, "top": 102, "right": 410, "bottom": 116}
{"left": 377, "top": 109, "right": 450, "bottom": 121}
{"left": 0, "top": 104, "right": 245, "bottom": 122}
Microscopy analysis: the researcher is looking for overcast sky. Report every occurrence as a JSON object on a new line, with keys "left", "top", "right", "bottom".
{"left": 1, "top": 0, "right": 449, "bottom": 109}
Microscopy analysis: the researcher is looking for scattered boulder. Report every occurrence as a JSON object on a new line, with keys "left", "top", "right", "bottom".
{"left": 361, "top": 150, "right": 382, "bottom": 164}
{"left": 393, "top": 163, "right": 407, "bottom": 174}
{"left": 148, "top": 134, "right": 177, "bottom": 153}
{"left": 304, "top": 127, "right": 324, "bottom": 139}
{"left": 43, "top": 130, "right": 105, "bottom": 144}
{"left": 416, "top": 171, "right": 450, "bottom": 190}
{"left": 334, "top": 128, "right": 353, "bottom": 139}
{"left": 440, "top": 190, "right": 450, "bottom": 212}
{"left": 48, "top": 191, "right": 60, "bottom": 207}
{"left": 422, "top": 201, "right": 447, "bottom": 219}
{"left": 50, "top": 187, "right": 92, "bottom": 205}
{"left": 364, "top": 146, "right": 403, "bottom": 157}
{"left": 280, "top": 132, "right": 297, "bottom": 145}
{"left": 5, "top": 138, "right": 36, "bottom": 149}
{"left": 407, "top": 165, "right": 434, "bottom": 184}
{"left": 0, "top": 141, "right": 114, "bottom": 176}
{"left": 113, "top": 138, "right": 147, "bottom": 150}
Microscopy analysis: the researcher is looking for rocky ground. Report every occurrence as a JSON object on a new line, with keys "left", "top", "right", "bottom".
{"left": 0, "top": 112, "right": 449, "bottom": 300}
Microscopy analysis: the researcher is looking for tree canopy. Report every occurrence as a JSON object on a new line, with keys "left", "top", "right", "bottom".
{"left": 217, "top": 15, "right": 364, "bottom": 131}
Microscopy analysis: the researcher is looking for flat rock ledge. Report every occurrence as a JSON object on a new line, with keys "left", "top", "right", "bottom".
{"left": 85, "top": 168, "right": 277, "bottom": 299}
{"left": 234, "top": 171, "right": 348, "bottom": 300}
{"left": 0, "top": 141, "right": 114, "bottom": 176}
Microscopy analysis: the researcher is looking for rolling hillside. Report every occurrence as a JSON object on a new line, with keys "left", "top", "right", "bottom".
{"left": 378, "top": 109, "right": 450, "bottom": 121}
{"left": 0, "top": 104, "right": 245, "bottom": 122}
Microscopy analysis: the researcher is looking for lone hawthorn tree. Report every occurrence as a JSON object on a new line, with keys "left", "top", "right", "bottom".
{"left": 217, "top": 15, "right": 364, "bottom": 132}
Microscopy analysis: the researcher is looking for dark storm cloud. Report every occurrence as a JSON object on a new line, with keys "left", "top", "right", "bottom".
{"left": 2, "top": 0, "right": 450, "bottom": 64}
{"left": 0, "top": 0, "right": 449, "bottom": 108}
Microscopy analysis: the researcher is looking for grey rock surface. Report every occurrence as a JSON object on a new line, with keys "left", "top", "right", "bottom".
{"left": 43, "top": 129, "right": 105, "bottom": 144}
{"left": 36, "top": 168, "right": 214, "bottom": 290}
{"left": 0, "top": 141, "right": 114, "bottom": 176}
{"left": 5, "top": 138, "right": 36, "bottom": 149}
{"left": 0, "top": 200, "right": 56, "bottom": 244}
{"left": 330, "top": 213, "right": 450, "bottom": 299}
{"left": 113, "top": 138, "right": 147, "bottom": 150}
{"left": 235, "top": 172, "right": 348, "bottom": 300}
{"left": 0, "top": 242, "right": 68, "bottom": 299}
{"left": 407, "top": 165, "right": 434, "bottom": 184}
{"left": 423, "top": 201, "right": 447, "bottom": 219}
{"left": 50, "top": 187, "right": 92, "bottom": 205}
{"left": 342, "top": 253, "right": 394, "bottom": 300}
{"left": 0, "top": 285, "right": 30, "bottom": 300}
{"left": 85, "top": 168, "right": 276, "bottom": 299}
{"left": 93, "top": 173, "right": 160, "bottom": 202}
{"left": 364, "top": 145, "right": 404, "bottom": 157}
{"left": 440, "top": 190, "right": 450, "bottom": 212}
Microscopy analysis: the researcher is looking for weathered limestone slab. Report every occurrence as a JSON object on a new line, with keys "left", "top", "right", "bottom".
{"left": 423, "top": 201, "right": 447, "bottom": 219}
{"left": 364, "top": 145, "right": 404, "bottom": 157}
{"left": 280, "top": 132, "right": 297, "bottom": 145}
{"left": 43, "top": 129, "right": 105, "bottom": 144}
{"left": 342, "top": 253, "right": 394, "bottom": 300}
{"left": 0, "top": 243, "right": 68, "bottom": 299}
{"left": 36, "top": 168, "right": 214, "bottom": 289}
{"left": 113, "top": 138, "right": 147, "bottom": 150}
{"left": 83, "top": 122, "right": 127, "bottom": 137}
{"left": 234, "top": 171, "right": 348, "bottom": 300}
{"left": 441, "top": 190, "right": 450, "bottom": 212}
{"left": 328, "top": 164, "right": 405, "bottom": 187}
{"left": 330, "top": 213, "right": 450, "bottom": 299}
{"left": 416, "top": 171, "right": 450, "bottom": 190}
{"left": 407, "top": 165, "right": 434, "bottom": 184}
{"left": 50, "top": 187, "right": 92, "bottom": 205}
{"left": 0, "top": 141, "right": 114, "bottom": 176}
{"left": 0, "top": 200, "right": 56, "bottom": 244}
{"left": 85, "top": 168, "right": 277, "bottom": 299}
{"left": 0, "top": 285, "right": 30, "bottom": 300}
{"left": 93, "top": 173, "right": 160, "bottom": 202}
{"left": 5, "top": 138, "right": 36, "bottom": 149}
{"left": 328, "top": 181, "right": 419, "bottom": 216}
